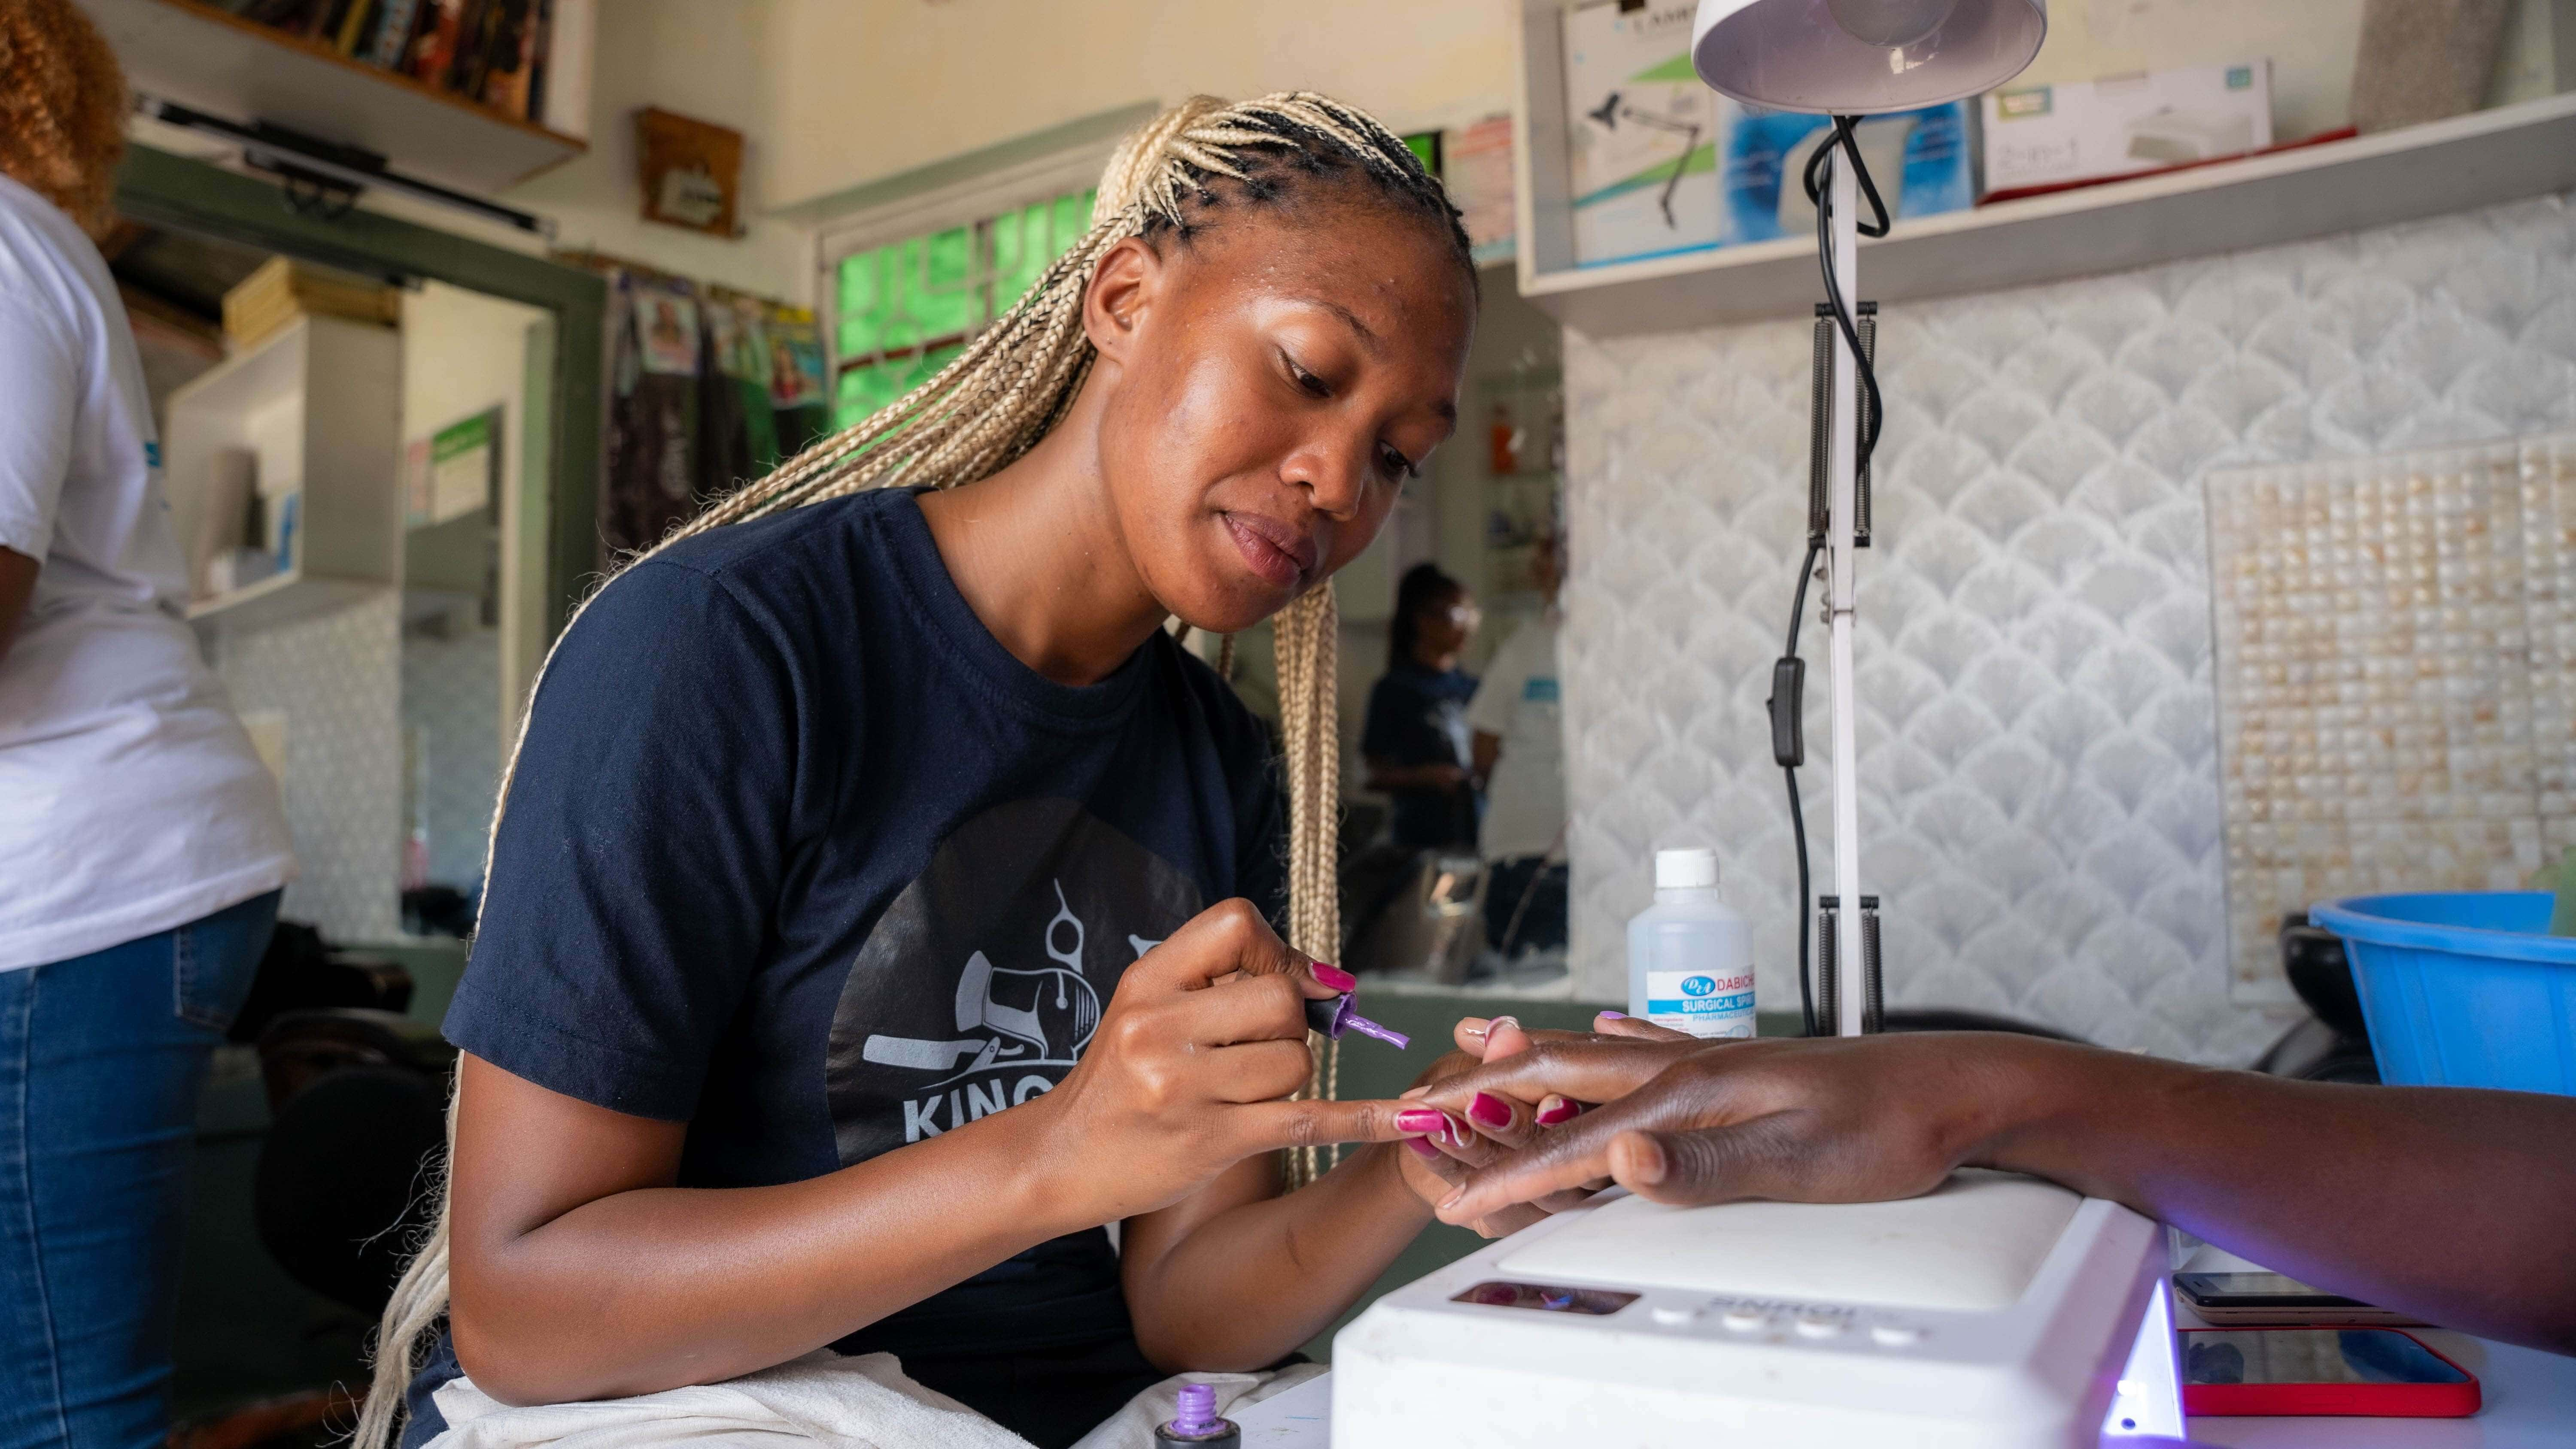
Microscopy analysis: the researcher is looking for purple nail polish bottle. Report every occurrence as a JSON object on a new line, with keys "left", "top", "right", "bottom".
{"left": 1155, "top": 1382, "right": 1240, "bottom": 1447}
{"left": 1304, "top": 991, "right": 1410, "bottom": 1049}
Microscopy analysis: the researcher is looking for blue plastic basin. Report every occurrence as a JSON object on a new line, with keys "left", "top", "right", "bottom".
{"left": 2309, "top": 891, "right": 2576, "bottom": 1096}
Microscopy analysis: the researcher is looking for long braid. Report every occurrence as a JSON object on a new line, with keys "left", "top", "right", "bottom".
{"left": 354, "top": 92, "right": 1469, "bottom": 1448}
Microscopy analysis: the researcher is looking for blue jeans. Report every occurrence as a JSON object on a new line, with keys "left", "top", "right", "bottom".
{"left": 0, "top": 891, "right": 279, "bottom": 1449}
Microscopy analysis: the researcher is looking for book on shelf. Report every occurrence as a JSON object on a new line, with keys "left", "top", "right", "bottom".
{"left": 222, "top": 256, "right": 402, "bottom": 352}
{"left": 230, "top": 0, "right": 554, "bottom": 122}
{"left": 362, "top": 0, "right": 422, "bottom": 67}
{"left": 331, "top": 0, "right": 375, "bottom": 55}
{"left": 477, "top": 0, "right": 535, "bottom": 118}
{"left": 406, "top": 0, "right": 464, "bottom": 84}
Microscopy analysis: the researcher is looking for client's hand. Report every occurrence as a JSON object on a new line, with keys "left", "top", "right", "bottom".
{"left": 1408, "top": 1032, "right": 2020, "bottom": 1226}
{"left": 1388, "top": 1011, "right": 1684, "bottom": 1235}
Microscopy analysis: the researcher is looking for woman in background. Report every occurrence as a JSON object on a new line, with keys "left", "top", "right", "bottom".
{"left": 1361, "top": 561, "right": 1482, "bottom": 853}
{"left": 0, "top": 5, "right": 296, "bottom": 1448}
{"left": 1467, "top": 529, "right": 1566, "bottom": 959}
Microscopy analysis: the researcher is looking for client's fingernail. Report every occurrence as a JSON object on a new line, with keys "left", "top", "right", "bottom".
{"left": 1403, "top": 1137, "right": 1443, "bottom": 1160}
{"left": 1311, "top": 962, "right": 1357, "bottom": 992}
{"left": 1467, "top": 1091, "right": 1513, "bottom": 1128}
{"left": 1394, "top": 1108, "right": 1447, "bottom": 1135}
{"left": 1535, "top": 1095, "right": 1580, "bottom": 1126}
{"left": 1459, "top": 1017, "right": 1491, "bottom": 1040}
{"left": 1488, "top": 1016, "right": 1520, "bottom": 1035}
{"left": 1437, "top": 1187, "right": 1466, "bottom": 1212}
{"left": 1441, "top": 1112, "right": 1472, "bottom": 1147}
{"left": 1597, "top": 1010, "right": 1626, "bottom": 1020}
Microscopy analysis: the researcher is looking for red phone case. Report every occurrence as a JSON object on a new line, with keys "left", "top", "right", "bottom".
{"left": 2181, "top": 1329, "right": 2482, "bottom": 1418}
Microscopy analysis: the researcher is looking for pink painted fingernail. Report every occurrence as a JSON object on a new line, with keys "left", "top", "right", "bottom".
{"left": 1441, "top": 1112, "right": 1472, "bottom": 1147}
{"left": 1311, "top": 962, "right": 1357, "bottom": 992}
{"left": 1536, "top": 1095, "right": 1581, "bottom": 1126}
{"left": 1403, "top": 1136, "right": 1444, "bottom": 1160}
{"left": 1394, "top": 1108, "right": 1447, "bottom": 1135}
{"left": 1468, "top": 1091, "right": 1513, "bottom": 1128}
{"left": 1597, "top": 1010, "right": 1625, "bottom": 1020}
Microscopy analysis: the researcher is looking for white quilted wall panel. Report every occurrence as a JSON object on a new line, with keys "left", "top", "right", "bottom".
{"left": 1560, "top": 192, "right": 2576, "bottom": 1062}
{"left": 211, "top": 591, "right": 404, "bottom": 943}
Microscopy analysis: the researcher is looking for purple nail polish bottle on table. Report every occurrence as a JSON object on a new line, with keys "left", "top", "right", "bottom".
{"left": 1155, "top": 1382, "right": 1240, "bottom": 1447}
{"left": 1303, "top": 991, "right": 1410, "bottom": 1048}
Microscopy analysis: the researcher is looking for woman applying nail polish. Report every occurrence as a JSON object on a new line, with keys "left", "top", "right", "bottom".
{"left": 356, "top": 97, "right": 1495, "bottom": 1449}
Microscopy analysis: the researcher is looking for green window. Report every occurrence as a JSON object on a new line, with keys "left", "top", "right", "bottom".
{"left": 832, "top": 188, "right": 1096, "bottom": 430}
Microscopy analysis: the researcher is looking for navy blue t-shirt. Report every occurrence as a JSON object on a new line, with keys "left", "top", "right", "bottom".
{"left": 1361, "top": 662, "right": 1479, "bottom": 849}
{"left": 413, "top": 488, "right": 1285, "bottom": 1438}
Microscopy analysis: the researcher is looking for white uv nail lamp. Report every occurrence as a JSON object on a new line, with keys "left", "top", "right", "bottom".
{"left": 1332, "top": 1171, "right": 2183, "bottom": 1448}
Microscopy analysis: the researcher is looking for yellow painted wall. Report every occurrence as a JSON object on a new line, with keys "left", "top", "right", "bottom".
{"left": 754, "top": 0, "right": 1516, "bottom": 205}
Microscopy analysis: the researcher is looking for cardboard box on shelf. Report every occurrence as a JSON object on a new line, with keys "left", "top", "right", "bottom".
{"left": 1981, "top": 61, "right": 2274, "bottom": 195}
{"left": 1720, "top": 102, "right": 1975, "bottom": 243}
{"left": 1562, "top": 1, "right": 1722, "bottom": 267}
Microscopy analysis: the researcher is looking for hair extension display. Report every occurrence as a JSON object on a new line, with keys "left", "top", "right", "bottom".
{"left": 355, "top": 93, "right": 1472, "bottom": 1449}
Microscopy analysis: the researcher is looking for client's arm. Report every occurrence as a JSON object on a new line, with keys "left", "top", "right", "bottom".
{"left": 1410, "top": 1031, "right": 2576, "bottom": 1354}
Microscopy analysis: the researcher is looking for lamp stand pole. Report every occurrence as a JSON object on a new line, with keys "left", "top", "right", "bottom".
{"left": 1824, "top": 152, "right": 1866, "bottom": 1038}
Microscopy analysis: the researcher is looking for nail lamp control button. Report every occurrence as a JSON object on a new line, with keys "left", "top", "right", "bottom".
{"left": 1794, "top": 1313, "right": 1845, "bottom": 1339}
{"left": 1870, "top": 1323, "right": 1923, "bottom": 1346}
{"left": 1720, "top": 1307, "right": 1770, "bottom": 1332}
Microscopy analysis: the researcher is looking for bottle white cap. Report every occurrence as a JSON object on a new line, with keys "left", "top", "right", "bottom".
{"left": 1655, "top": 847, "right": 1719, "bottom": 890}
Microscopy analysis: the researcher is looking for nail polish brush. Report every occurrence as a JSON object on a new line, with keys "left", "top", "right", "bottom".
{"left": 1154, "top": 1382, "right": 1239, "bottom": 1447}
{"left": 1306, "top": 991, "right": 1410, "bottom": 1049}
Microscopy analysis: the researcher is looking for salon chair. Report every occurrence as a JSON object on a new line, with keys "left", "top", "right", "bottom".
{"left": 252, "top": 1009, "right": 456, "bottom": 1316}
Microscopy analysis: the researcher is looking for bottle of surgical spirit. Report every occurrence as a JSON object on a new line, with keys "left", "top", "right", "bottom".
{"left": 1625, "top": 848, "right": 1755, "bottom": 1039}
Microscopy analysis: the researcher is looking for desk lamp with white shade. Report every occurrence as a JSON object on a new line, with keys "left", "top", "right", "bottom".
{"left": 1693, "top": 0, "right": 2046, "bottom": 1037}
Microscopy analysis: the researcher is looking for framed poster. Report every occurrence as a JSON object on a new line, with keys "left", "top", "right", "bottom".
{"left": 636, "top": 107, "right": 745, "bottom": 237}
{"left": 408, "top": 407, "right": 502, "bottom": 528}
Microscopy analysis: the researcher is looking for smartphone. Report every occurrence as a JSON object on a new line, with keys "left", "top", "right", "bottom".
{"left": 2181, "top": 1328, "right": 2480, "bottom": 1417}
{"left": 2173, "top": 1271, "right": 2418, "bottom": 1326}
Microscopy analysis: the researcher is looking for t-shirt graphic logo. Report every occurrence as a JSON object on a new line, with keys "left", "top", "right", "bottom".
{"left": 825, "top": 797, "right": 1202, "bottom": 1165}
{"left": 858, "top": 880, "right": 1111, "bottom": 1085}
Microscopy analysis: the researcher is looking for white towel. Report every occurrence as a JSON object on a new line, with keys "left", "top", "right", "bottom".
{"left": 425, "top": 1352, "right": 1327, "bottom": 1449}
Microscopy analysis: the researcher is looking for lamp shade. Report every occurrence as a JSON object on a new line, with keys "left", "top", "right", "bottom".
{"left": 1692, "top": 0, "right": 2046, "bottom": 114}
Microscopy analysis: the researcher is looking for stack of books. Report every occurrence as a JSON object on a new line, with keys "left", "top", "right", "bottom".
{"left": 222, "top": 256, "right": 403, "bottom": 352}
{"left": 225, "top": 0, "right": 557, "bottom": 122}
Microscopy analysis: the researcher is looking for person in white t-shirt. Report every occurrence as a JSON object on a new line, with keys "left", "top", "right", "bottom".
{"left": 1465, "top": 530, "right": 1566, "bottom": 958}
{"left": 0, "top": 6, "right": 295, "bottom": 1444}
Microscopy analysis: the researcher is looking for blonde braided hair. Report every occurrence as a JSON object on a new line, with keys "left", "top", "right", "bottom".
{"left": 354, "top": 92, "right": 1469, "bottom": 1449}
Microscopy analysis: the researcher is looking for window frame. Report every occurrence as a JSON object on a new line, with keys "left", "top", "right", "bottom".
{"left": 809, "top": 115, "right": 1148, "bottom": 419}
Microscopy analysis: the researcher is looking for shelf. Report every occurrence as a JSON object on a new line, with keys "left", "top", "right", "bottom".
{"left": 1512, "top": 91, "right": 2576, "bottom": 337}
{"left": 165, "top": 315, "right": 402, "bottom": 631}
{"left": 186, "top": 567, "right": 383, "bottom": 629}
{"left": 80, "top": 0, "right": 586, "bottom": 197}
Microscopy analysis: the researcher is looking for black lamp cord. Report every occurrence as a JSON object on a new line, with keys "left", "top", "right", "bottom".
{"left": 1778, "top": 117, "right": 1889, "bottom": 1037}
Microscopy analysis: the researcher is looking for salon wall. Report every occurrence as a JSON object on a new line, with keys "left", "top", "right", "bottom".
{"left": 496, "top": 2, "right": 812, "bottom": 299}
{"left": 1557, "top": 191, "right": 2576, "bottom": 1062}
{"left": 210, "top": 594, "right": 405, "bottom": 943}
{"left": 750, "top": 0, "right": 1516, "bottom": 207}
